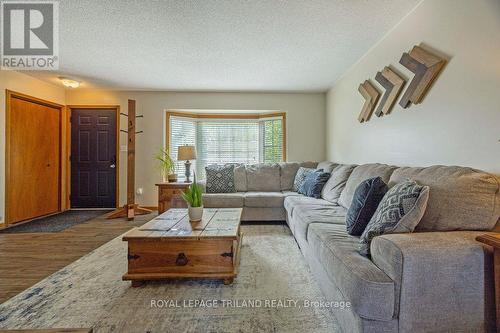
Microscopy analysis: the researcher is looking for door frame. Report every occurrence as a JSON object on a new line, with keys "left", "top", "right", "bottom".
{"left": 5, "top": 90, "right": 65, "bottom": 225}
{"left": 66, "top": 105, "right": 120, "bottom": 209}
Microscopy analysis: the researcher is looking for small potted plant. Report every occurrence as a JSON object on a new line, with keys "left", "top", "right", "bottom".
{"left": 181, "top": 174, "right": 204, "bottom": 222}
{"left": 155, "top": 148, "right": 177, "bottom": 182}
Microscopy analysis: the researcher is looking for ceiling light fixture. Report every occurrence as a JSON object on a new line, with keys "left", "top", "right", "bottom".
{"left": 59, "top": 77, "right": 80, "bottom": 88}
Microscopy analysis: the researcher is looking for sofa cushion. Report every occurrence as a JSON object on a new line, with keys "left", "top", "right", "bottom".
{"left": 321, "top": 164, "right": 357, "bottom": 204}
{"left": 300, "top": 171, "right": 330, "bottom": 199}
{"left": 244, "top": 192, "right": 284, "bottom": 208}
{"left": 299, "top": 161, "right": 318, "bottom": 169}
{"left": 338, "top": 163, "right": 397, "bottom": 209}
{"left": 246, "top": 163, "right": 281, "bottom": 192}
{"left": 360, "top": 180, "right": 430, "bottom": 256}
{"left": 205, "top": 164, "right": 235, "bottom": 193}
{"left": 317, "top": 161, "right": 338, "bottom": 173}
{"left": 389, "top": 165, "right": 500, "bottom": 231}
{"left": 346, "top": 177, "right": 388, "bottom": 236}
{"left": 307, "top": 223, "right": 395, "bottom": 321}
{"left": 290, "top": 205, "right": 347, "bottom": 244}
{"left": 283, "top": 195, "right": 335, "bottom": 216}
{"left": 234, "top": 164, "right": 247, "bottom": 192}
{"left": 279, "top": 162, "right": 300, "bottom": 191}
{"left": 281, "top": 190, "right": 301, "bottom": 197}
{"left": 294, "top": 204, "right": 347, "bottom": 225}
{"left": 202, "top": 192, "right": 244, "bottom": 208}
{"left": 222, "top": 163, "right": 247, "bottom": 192}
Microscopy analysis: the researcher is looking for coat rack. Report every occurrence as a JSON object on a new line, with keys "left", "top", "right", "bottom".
{"left": 107, "top": 99, "right": 152, "bottom": 220}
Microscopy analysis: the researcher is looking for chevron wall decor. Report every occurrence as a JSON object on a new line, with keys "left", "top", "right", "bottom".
{"left": 357, "top": 44, "right": 446, "bottom": 123}
{"left": 398, "top": 46, "right": 446, "bottom": 108}
{"left": 357, "top": 80, "right": 380, "bottom": 123}
{"left": 374, "top": 67, "right": 405, "bottom": 117}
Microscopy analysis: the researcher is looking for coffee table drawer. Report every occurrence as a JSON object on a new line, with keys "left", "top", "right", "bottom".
{"left": 127, "top": 239, "right": 235, "bottom": 274}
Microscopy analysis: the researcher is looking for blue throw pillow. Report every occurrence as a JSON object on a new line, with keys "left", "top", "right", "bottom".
{"left": 299, "top": 171, "right": 331, "bottom": 198}
{"left": 293, "top": 167, "right": 317, "bottom": 192}
{"left": 345, "top": 177, "right": 388, "bottom": 236}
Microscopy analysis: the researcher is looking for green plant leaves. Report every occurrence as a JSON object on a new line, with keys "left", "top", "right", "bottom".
{"left": 155, "top": 148, "right": 175, "bottom": 177}
{"left": 181, "top": 173, "right": 203, "bottom": 207}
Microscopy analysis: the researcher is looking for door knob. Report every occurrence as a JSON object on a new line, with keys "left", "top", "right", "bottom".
{"left": 110, "top": 164, "right": 116, "bottom": 168}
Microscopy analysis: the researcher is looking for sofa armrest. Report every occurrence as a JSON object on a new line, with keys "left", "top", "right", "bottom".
{"left": 371, "top": 231, "right": 495, "bottom": 332}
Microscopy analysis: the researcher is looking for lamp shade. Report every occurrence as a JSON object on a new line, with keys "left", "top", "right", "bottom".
{"left": 177, "top": 145, "right": 196, "bottom": 160}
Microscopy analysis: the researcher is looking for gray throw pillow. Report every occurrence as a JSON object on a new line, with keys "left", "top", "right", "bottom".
{"left": 205, "top": 164, "right": 236, "bottom": 193}
{"left": 293, "top": 167, "right": 317, "bottom": 192}
{"left": 359, "top": 180, "right": 430, "bottom": 256}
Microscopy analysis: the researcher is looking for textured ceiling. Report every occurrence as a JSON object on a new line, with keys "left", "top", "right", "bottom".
{"left": 27, "top": 0, "right": 421, "bottom": 92}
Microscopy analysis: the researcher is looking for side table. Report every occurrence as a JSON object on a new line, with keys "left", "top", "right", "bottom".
{"left": 155, "top": 182, "right": 191, "bottom": 214}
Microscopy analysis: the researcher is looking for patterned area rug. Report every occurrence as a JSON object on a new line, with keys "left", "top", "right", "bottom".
{"left": 0, "top": 210, "right": 112, "bottom": 233}
{"left": 0, "top": 224, "right": 340, "bottom": 332}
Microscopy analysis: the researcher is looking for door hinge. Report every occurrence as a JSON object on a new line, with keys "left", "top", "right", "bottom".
{"left": 69, "top": 155, "right": 72, "bottom": 162}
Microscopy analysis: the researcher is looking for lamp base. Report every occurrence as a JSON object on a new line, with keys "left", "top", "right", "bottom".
{"left": 184, "top": 160, "right": 192, "bottom": 183}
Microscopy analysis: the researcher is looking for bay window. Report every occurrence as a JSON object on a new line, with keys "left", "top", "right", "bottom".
{"left": 167, "top": 112, "right": 286, "bottom": 178}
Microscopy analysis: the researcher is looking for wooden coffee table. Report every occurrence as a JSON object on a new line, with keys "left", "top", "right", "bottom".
{"left": 122, "top": 208, "right": 242, "bottom": 286}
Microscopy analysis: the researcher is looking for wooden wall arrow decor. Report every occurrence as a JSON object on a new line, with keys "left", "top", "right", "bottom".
{"left": 399, "top": 46, "right": 445, "bottom": 108}
{"left": 358, "top": 80, "right": 380, "bottom": 123}
{"left": 374, "top": 67, "right": 405, "bottom": 117}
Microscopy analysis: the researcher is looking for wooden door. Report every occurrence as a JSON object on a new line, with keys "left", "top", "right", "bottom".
{"left": 70, "top": 109, "right": 117, "bottom": 208}
{"left": 7, "top": 95, "right": 61, "bottom": 224}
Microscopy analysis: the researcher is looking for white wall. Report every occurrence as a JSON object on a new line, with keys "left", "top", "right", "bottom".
{"left": 326, "top": 0, "right": 500, "bottom": 174}
{"left": 66, "top": 90, "right": 326, "bottom": 207}
{"left": 0, "top": 71, "right": 67, "bottom": 224}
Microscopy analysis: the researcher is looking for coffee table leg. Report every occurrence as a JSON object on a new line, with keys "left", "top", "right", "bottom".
{"left": 223, "top": 278, "right": 234, "bottom": 285}
{"left": 131, "top": 280, "right": 144, "bottom": 288}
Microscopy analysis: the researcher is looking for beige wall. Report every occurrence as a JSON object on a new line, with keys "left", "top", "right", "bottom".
{"left": 0, "top": 71, "right": 67, "bottom": 224}
{"left": 66, "top": 90, "right": 326, "bottom": 208}
{"left": 326, "top": 0, "right": 500, "bottom": 174}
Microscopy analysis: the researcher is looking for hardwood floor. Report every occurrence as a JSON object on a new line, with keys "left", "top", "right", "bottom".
{"left": 0, "top": 211, "right": 156, "bottom": 303}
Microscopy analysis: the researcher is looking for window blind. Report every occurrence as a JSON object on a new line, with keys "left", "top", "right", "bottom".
{"left": 262, "top": 119, "right": 283, "bottom": 163}
{"left": 196, "top": 120, "right": 259, "bottom": 177}
{"left": 169, "top": 114, "right": 284, "bottom": 179}
{"left": 169, "top": 116, "right": 197, "bottom": 176}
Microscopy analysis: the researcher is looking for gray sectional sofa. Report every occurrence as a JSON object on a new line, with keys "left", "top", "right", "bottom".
{"left": 200, "top": 162, "right": 500, "bottom": 332}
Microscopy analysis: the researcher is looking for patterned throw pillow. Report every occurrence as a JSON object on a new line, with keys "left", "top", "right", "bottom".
{"left": 299, "top": 171, "right": 331, "bottom": 198}
{"left": 359, "top": 180, "right": 430, "bottom": 256}
{"left": 346, "top": 177, "right": 388, "bottom": 236}
{"left": 205, "top": 164, "right": 236, "bottom": 193}
{"left": 293, "top": 167, "right": 318, "bottom": 192}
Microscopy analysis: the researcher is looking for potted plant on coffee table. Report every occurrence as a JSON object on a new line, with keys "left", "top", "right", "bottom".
{"left": 155, "top": 148, "right": 177, "bottom": 182}
{"left": 181, "top": 174, "right": 204, "bottom": 222}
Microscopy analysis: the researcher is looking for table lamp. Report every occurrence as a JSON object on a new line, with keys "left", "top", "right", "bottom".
{"left": 177, "top": 145, "right": 196, "bottom": 182}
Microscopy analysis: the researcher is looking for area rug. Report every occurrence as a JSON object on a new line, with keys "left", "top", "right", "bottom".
{"left": 0, "top": 210, "right": 112, "bottom": 233}
{"left": 0, "top": 224, "right": 340, "bottom": 332}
